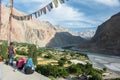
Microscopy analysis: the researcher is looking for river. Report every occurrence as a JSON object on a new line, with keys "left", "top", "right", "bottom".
{"left": 83, "top": 52, "right": 120, "bottom": 74}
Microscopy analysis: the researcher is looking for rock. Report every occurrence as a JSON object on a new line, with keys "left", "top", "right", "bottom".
{"left": 91, "top": 12, "right": 120, "bottom": 55}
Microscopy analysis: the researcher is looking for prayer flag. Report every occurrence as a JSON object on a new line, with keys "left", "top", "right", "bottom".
{"left": 42, "top": 7, "right": 46, "bottom": 14}
{"left": 34, "top": 12, "right": 38, "bottom": 18}
{"left": 30, "top": 14, "right": 32, "bottom": 19}
{"left": 53, "top": 0, "right": 58, "bottom": 8}
{"left": 47, "top": 5, "right": 51, "bottom": 11}
{"left": 10, "top": 0, "right": 13, "bottom": 8}
{"left": 59, "top": 0, "right": 64, "bottom": 4}
{"left": 49, "top": 2, "right": 53, "bottom": 9}
{"left": 38, "top": 10, "right": 41, "bottom": 17}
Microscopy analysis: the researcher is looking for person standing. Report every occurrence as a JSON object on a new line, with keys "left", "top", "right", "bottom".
{"left": 7, "top": 42, "right": 16, "bottom": 66}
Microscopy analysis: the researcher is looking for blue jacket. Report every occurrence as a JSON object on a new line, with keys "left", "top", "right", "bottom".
{"left": 25, "top": 58, "right": 34, "bottom": 68}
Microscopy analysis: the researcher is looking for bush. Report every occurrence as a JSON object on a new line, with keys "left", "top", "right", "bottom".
{"left": 48, "top": 76, "right": 55, "bottom": 80}
{"left": 16, "top": 50, "right": 27, "bottom": 55}
{"left": 36, "top": 65, "right": 68, "bottom": 78}
{"left": 89, "top": 73, "right": 102, "bottom": 80}
{"left": 0, "top": 42, "right": 8, "bottom": 60}
{"left": 103, "top": 67, "right": 107, "bottom": 72}
{"left": 67, "top": 61, "right": 72, "bottom": 64}
{"left": 115, "top": 78, "right": 120, "bottom": 80}
{"left": 58, "top": 60, "right": 65, "bottom": 66}
{"left": 60, "top": 57, "right": 67, "bottom": 62}
{"left": 44, "top": 53, "right": 54, "bottom": 59}
{"left": 14, "top": 57, "right": 22, "bottom": 61}
{"left": 68, "top": 64, "right": 82, "bottom": 74}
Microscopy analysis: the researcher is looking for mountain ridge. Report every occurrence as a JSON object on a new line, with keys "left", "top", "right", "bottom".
{"left": 78, "top": 12, "right": 120, "bottom": 55}
{"left": 0, "top": 4, "right": 83, "bottom": 47}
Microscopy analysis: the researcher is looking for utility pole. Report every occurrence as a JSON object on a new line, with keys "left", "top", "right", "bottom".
{"left": 0, "top": 0, "right": 2, "bottom": 34}
{"left": 8, "top": 0, "right": 13, "bottom": 45}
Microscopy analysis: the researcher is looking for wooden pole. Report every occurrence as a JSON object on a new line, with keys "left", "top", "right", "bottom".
{"left": 8, "top": 0, "right": 13, "bottom": 45}
{"left": 0, "top": 0, "right": 2, "bottom": 34}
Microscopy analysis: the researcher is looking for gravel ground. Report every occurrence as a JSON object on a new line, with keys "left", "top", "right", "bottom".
{"left": 0, "top": 62, "right": 2, "bottom": 80}
{"left": 1, "top": 62, "right": 50, "bottom": 80}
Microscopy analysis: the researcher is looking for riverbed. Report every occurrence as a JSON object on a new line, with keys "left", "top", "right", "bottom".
{"left": 84, "top": 52, "right": 120, "bottom": 74}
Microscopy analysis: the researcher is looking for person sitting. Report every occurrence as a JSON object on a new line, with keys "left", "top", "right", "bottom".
{"left": 24, "top": 58, "right": 35, "bottom": 74}
{"left": 16, "top": 57, "right": 26, "bottom": 70}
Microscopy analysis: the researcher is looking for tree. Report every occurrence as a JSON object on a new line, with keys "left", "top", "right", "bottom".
{"left": 58, "top": 68, "right": 68, "bottom": 77}
{"left": 67, "top": 61, "right": 72, "bottom": 64}
{"left": 86, "top": 63, "right": 92, "bottom": 69}
{"left": 58, "top": 60, "right": 65, "bottom": 66}
{"left": 90, "top": 73, "right": 102, "bottom": 80}
{"left": 44, "top": 53, "right": 54, "bottom": 59}
{"left": 60, "top": 57, "right": 67, "bottom": 62}
{"left": 28, "top": 44, "right": 38, "bottom": 65}
{"left": 103, "top": 67, "right": 107, "bottom": 72}
{"left": 68, "top": 64, "right": 79, "bottom": 74}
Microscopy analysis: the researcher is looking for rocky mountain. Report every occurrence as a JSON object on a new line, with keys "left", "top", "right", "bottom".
{"left": 78, "top": 30, "right": 95, "bottom": 40}
{"left": 91, "top": 12, "right": 120, "bottom": 55}
{"left": 0, "top": 4, "right": 83, "bottom": 47}
{"left": 46, "top": 32, "right": 83, "bottom": 47}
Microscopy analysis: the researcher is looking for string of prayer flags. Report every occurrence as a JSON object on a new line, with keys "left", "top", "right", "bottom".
{"left": 53, "top": 0, "right": 58, "bottom": 8}
{"left": 12, "top": 0, "right": 69, "bottom": 21}
{"left": 12, "top": 14, "right": 33, "bottom": 21}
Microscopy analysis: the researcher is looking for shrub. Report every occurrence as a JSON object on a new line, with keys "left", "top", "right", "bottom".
{"left": 90, "top": 73, "right": 102, "bottom": 80}
{"left": 115, "top": 78, "right": 120, "bottom": 80}
{"left": 0, "top": 42, "right": 8, "bottom": 60}
{"left": 36, "top": 65, "right": 68, "bottom": 78}
{"left": 48, "top": 76, "right": 55, "bottom": 80}
{"left": 58, "top": 60, "right": 65, "bottom": 66}
{"left": 103, "top": 67, "right": 107, "bottom": 72}
{"left": 68, "top": 64, "right": 81, "bottom": 74}
{"left": 16, "top": 50, "right": 27, "bottom": 55}
{"left": 67, "top": 61, "right": 72, "bottom": 64}
{"left": 14, "top": 57, "right": 22, "bottom": 61}
{"left": 44, "top": 53, "right": 54, "bottom": 59}
{"left": 60, "top": 57, "right": 67, "bottom": 62}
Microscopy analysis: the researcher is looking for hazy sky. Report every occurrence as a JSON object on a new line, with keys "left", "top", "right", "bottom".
{"left": 2, "top": 0, "right": 120, "bottom": 32}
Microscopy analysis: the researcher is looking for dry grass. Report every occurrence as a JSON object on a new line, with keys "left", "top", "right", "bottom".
{"left": 38, "top": 59, "right": 58, "bottom": 65}
{"left": 37, "top": 58, "right": 44, "bottom": 61}
{"left": 15, "top": 54, "right": 27, "bottom": 58}
{"left": 64, "top": 64, "right": 71, "bottom": 67}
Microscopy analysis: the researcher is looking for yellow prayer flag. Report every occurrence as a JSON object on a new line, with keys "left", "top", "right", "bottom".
{"left": 10, "top": 0, "right": 13, "bottom": 8}
{"left": 53, "top": 0, "right": 58, "bottom": 8}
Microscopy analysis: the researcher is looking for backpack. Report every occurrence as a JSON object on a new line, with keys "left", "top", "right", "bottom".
{"left": 24, "top": 66, "right": 34, "bottom": 74}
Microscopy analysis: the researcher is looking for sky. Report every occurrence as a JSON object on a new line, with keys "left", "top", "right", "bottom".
{"left": 2, "top": 0, "right": 120, "bottom": 32}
